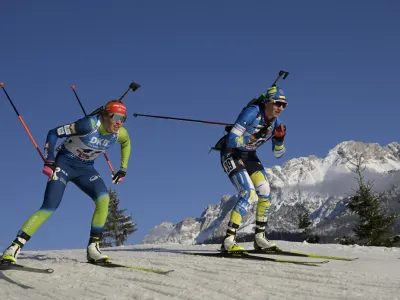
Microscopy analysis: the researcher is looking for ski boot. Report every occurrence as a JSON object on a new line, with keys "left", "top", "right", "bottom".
{"left": 254, "top": 232, "right": 277, "bottom": 250}
{"left": 221, "top": 234, "right": 245, "bottom": 252}
{"left": 1, "top": 243, "right": 21, "bottom": 264}
{"left": 0, "top": 234, "right": 29, "bottom": 265}
{"left": 253, "top": 221, "right": 278, "bottom": 251}
{"left": 87, "top": 237, "right": 109, "bottom": 263}
{"left": 221, "top": 221, "right": 246, "bottom": 252}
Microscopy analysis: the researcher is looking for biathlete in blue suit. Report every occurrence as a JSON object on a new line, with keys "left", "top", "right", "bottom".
{"left": 1, "top": 101, "right": 131, "bottom": 264}
{"left": 214, "top": 86, "right": 288, "bottom": 252}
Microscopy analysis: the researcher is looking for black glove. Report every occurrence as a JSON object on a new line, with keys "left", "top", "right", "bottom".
{"left": 112, "top": 168, "right": 126, "bottom": 184}
{"left": 273, "top": 124, "right": 286, "bottom": 142}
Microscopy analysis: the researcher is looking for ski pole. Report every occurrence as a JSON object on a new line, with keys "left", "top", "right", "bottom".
{"left": 133, "top": 113, "right": 275, "bottom": 145}
{"left": 132, "top": 113, "right": 267, "bottom": 130}
{"left": 70, "top": 85, "right": 116, "bottom": 175}
{"left": 133, "top": 113, "right": 238, "bottom": 126}
{"left": 88, "top": 82, "right": 141, "bottom": 116}
{"left": 0, "top": 83, "right": 46, "bottom": 162}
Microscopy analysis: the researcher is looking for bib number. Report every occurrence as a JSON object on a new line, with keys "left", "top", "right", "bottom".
{"left": 77, "top": 149, "right": 103, "bottom": 160}
{"left": 223, "top": 157, "right": 236, "bottom": 175}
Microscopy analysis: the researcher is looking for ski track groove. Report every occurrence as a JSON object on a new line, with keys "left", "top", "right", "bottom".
{"left": 180, "top": 256, "right": 400, "bottom": 300}
{"left": 116, "top": 251, "right": 400, "bottom": 300}
{"left": 113, "top": 269, "right": 239, "bottom": 300}
{"left": 171, "top": 254, "right": 307, "bottom": 299}
{"left": 114, "top": 256, "right": 273, "bottom": 300}
{"left": 253, "top": 262, "right": 400, "bottom": 299}
{"left": 113, "top": 273, "right": 189, "bottom": 299}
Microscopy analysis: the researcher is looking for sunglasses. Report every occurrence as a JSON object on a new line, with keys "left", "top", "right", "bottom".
{"left": 273, "top": 101, "right": 287, "bottom": 109}
{"left": 109, "top": 113, "right": 127, "bottom": 123}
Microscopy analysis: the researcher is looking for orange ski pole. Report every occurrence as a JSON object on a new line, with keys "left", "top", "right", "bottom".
{"left": 0, "top": 83, "right": 46, "bottom": 162}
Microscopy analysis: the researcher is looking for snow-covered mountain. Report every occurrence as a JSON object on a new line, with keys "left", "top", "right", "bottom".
{"left": 142, "top": 141, "right": 400, "bottom": 245}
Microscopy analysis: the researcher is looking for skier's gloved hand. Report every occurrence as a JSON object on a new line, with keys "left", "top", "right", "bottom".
{"left": 251, "top": 125, "right": 272, "bottom": 142}
{"left": 112, "top": 168, "right": 126, "bottom": 184}
{"left": 273, "top": 124, "right": 286, "bottom": 142}
{"left": 42, "top": 160, "right": 56, "bottom": 178}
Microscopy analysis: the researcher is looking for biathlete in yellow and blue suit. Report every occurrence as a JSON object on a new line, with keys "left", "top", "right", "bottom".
{"left": 214, "top": 86, "right": 287, "bottom": 252}
{"left": 1, "top": 101, "right": 131, "bottom": 264}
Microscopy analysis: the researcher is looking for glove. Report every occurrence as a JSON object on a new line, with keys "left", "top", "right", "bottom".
{"left": 112, "top": 168, "right": 126, "bottom": 184}
{"left": 273, "top": 124, "right": 286, "bottom": 142}
{"left": 42, "top": 160, "right": 56, "bottom": 178}
{"left": 251, "top": 125, "right": 272, "bottom": 141}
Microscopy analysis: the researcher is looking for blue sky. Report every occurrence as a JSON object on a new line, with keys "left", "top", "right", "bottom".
{"left": 0, "top": 0, "right": 399, "bottom": 251}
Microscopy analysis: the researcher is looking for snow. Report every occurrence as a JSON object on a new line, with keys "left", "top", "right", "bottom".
{"left": 1, "top": 241, "right": 399, "bottom": 300}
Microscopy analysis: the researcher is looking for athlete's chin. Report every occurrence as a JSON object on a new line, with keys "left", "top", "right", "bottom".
{"left": 108, "top": 126, "right": 120, "bottom": 133}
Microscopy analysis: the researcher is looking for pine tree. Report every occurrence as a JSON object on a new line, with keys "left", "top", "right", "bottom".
{"left": 298, "top": 212, "right": 311, "bottom": 232}
{"left": 297, "top": 211, "right": 320, "bottom": 243}
{"left": 100, "top": 188, "right": 137, "bottom": 247}
{"left": 346, "top": 155, "right": 398, "bottom": 247}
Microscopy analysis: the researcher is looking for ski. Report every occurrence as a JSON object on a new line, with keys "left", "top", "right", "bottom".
{"left": 0, "top": 262, "right": 54, "bottom": 274}
{"left": 87, "top": 261, "right": 174, "bottom": 275}
{"left": 245, "top": 248, "right": 358, "bottom": 261}
{"left": 182, "top": 251, "right": 329, "bottom": 266}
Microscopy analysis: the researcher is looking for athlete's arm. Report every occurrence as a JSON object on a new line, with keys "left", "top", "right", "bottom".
{"left": 226, "top": 106, "right": 259, "bottom": 148}
{"left": 44, "top": 117, "right": 96, "bottom": 161}
{"left": 271, "top": 118, "right": 286, "bottom": 158}
{"left": 117, "top": 127, "right": 131, "bottom": 170}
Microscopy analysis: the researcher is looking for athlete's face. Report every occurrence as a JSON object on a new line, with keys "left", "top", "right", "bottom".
{"left": 265, "top": 100, "right": 287, "bottom": 119}
{"left": 104, "top": 113, "right": 126, "bottom": 133}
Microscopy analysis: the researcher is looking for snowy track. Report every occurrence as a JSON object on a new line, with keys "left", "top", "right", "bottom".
{"left": 1, "top": 241, "right": 399, "bottom": 300}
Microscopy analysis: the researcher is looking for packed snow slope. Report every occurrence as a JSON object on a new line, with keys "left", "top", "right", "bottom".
{"left": 1, "top": 241, "right": 399, "bottom": 300}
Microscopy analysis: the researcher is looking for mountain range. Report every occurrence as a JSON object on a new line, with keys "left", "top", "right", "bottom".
{"left": 142, "top": 141, "right": 400, "bottom": 245}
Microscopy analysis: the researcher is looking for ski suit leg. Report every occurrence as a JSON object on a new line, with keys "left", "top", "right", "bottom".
{"left": 71, "top": 167, "right": 109, "bottom": 239}
{"left": 249, "top": 167, "right": 276, "bottom": 249}
{"left": 221, "top": 153, "right": 259, "bottom": 232}
{"left": 228, "top": 170, "right": 257, "bottom": 226}
{"left": 250, "top": 169, "right": 271, "bottom": 223}
{"left": 19, "top": 156, "right": 75, "bottom": 238}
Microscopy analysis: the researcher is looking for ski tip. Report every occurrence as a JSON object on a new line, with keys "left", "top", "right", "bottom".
{"left": 0, "top": 83, "right": 4, "bottom": 87}
{"left": 308, "top": 260, "right": 329, "bottom": 264}
{"left": 161, "top": 270, "right": 174, "bottom": 275}
{"left": 46, "top": 268, "right": 55, "bottom": 273}
{"left": 300, "top": 260, "right": 329, "bottom": 266}
{"left": 71, "top": 85, "right": 76, "bottom": 89}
